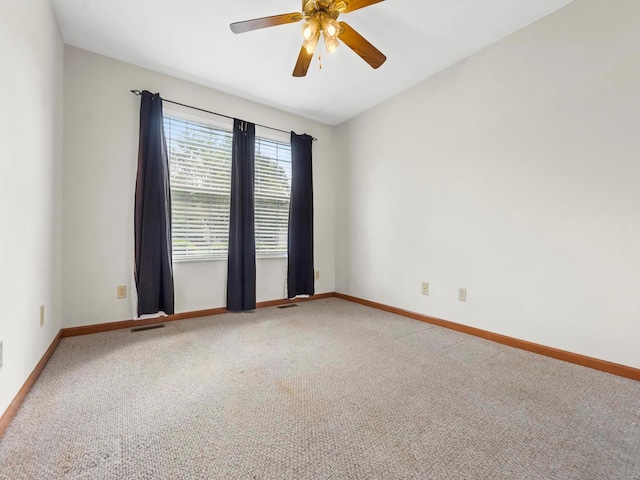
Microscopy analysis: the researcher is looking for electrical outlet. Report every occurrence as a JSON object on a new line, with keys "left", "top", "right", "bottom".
{"left": 315, "top": 270, "right": 320, "bottom": 280}
{"left": 458, "top": 288, "right": 467, "bottom": 302}
{"left": 0, "top": 341, "right": 3, "bottom": 369}
{"left": 40, "top": 305, "right": 45, "bottom": 326}
{"left": 117, "top": 285, "right": 127, "bottom": 299}
{"left": 421, "top": 282, "right": 429, "bottom": 296}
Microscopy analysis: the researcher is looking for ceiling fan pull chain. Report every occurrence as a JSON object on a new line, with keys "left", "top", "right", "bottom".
{"left": 319, "top": 53, "right": 322, "bottom": 69}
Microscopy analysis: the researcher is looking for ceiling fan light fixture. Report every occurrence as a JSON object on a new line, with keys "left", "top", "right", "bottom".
{"left": 323, "top": 18, "right": 340, "bottom": 39}
{"left": 324, "top": 34, "right": 339, "bottom": 54}
{"left": 304, "top": 31, "right": 320, "bottom": 55}
{"left": 301, "top": 20, "right": 317, "bottom": 41}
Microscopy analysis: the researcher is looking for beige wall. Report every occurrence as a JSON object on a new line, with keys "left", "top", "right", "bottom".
{"left": 335, "top": 0, "right": 640, "bottom": 368}
{"left": 0, "top": 0, "right": 64, "bottom": 414}
{"left": 62, "top": 46, "right": 336, "bottom": 328}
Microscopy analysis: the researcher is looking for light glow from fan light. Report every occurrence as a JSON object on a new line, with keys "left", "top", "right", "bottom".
{"left": 301, "top": 20, "right": 316, "bottom": 41}
{"left": 323, "top": 18, "right": 340, "bottom": 39}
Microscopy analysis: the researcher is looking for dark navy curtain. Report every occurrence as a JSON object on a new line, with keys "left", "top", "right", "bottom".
{"left": 134, "top": 90, "right": 175, "bottom": 316}
{"left": 287, "top": 132, "right": 314, "bottom": 298}
{"left": 227, "top": 119, "right": 256, "bottom": 311}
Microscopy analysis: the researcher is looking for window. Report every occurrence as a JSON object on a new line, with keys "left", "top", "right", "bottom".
{"left": 164, "top": 114, "right": 292, "bottom": 260}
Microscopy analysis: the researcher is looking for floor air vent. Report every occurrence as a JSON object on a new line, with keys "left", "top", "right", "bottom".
{"left": 277, "top": 304, "right": 298, "bottom": 309}
{"left": 131, "top": 324, "right": 166, "bottom": 333}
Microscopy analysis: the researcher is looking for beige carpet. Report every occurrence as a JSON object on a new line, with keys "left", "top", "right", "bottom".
{"left": 0, "top": 298, "right": 638, "bottom": 479}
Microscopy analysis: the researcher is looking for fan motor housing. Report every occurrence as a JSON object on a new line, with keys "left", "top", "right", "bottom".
{"left": 303, "top": 0, "right": 344, "bottom": 17}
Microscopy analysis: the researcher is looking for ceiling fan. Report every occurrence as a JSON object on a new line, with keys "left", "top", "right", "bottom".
{"left": 230, "top": 0, "right": 387, "bottom": 77}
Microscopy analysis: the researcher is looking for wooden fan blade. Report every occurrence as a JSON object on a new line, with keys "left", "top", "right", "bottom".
{"left": 293, "top": 35, "right": 319, "bottom": 77}
{"left": 293, "top": 47, "right": 313, "bottom": 77}
{"left": 338, "top": 22, "right": 386, "bottom": 69}
{"left": 338, "top": 0, "right": 385, "bottom": 14}
{"left": 230, "top": 12, "right": 303, "bottom": 34}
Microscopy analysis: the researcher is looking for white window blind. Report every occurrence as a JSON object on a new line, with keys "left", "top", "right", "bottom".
{"left": 255, "top": 137, "right": 291, "bottom": 256}
{"left": 164, "top": 114, "right": 291, "bottom": 260}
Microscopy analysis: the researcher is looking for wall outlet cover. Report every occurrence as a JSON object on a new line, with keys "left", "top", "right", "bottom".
{"left": 421, "top": 282, "right": 429, "bottom": 295}
{"left": 458, "top": 288, "right": 467, "bottom": 302}
{"left": 117, "top": 285, "right": 127, "bottom": 299}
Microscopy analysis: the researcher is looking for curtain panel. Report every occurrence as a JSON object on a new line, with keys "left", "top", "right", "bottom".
{"left": 227, "top": 119, "right": 257, "bottom": 311}
{"left": 134, "top": 90, "right": 175, "bottom": 316}
{"left": 287, "top": 132, "right": 314, "bottom": 298}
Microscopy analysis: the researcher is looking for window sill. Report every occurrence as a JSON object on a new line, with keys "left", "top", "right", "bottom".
{"left": 173, "top": 254, "right": 287, "bottom": 263}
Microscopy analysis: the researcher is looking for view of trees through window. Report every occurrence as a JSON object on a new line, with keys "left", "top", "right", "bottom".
{"left": 164, "top": 115, "right": 292, "bottom": 259}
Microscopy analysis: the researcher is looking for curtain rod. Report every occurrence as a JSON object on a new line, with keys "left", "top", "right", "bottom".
{"left": 130, "top": 90, "right": 317, "bottom": 141}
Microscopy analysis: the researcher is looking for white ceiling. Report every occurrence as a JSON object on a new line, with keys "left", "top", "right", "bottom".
{"left": 51, "top": 0, "right": 573, "bottom": 125}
